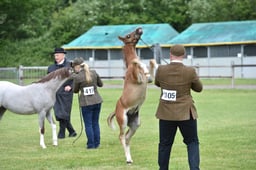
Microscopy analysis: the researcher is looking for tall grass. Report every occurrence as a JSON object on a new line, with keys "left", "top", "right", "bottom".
{"left": 0, "top": 87, "right": 256, "bottom": 170}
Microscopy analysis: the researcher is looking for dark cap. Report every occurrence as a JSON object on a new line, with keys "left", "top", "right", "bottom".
{"left": 53, "top": 48, "right": 66, "bottom": 54}
{"left": 72, "top": 57, "right": 84, "bottom": 67}
{"left": 170, "top": 44, "right": 185, "bottom": 57}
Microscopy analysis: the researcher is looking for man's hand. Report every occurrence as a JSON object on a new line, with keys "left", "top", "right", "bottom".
{"left": 64, "top": 85, "right": 72, "bottom": 92}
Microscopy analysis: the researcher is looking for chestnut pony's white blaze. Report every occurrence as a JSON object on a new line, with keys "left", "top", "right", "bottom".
{"left": 107, "top": 27, "right": 149, "bottom": 164}
{"left": 0, "top": 67, "right": 72, "bottom": 149}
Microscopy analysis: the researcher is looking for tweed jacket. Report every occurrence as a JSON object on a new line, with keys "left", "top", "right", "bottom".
{"left": 73, "top": 69, "right": 103, "bottom": 107}
{"left": 155, "top": 62, "right": 203, "bottom": 121}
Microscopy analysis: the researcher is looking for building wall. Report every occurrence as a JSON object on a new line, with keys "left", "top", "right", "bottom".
{"left": 183, "top": 57, "right": 256, "bottom": 78}
{"left": 66, "top": 46, "right": 256, "bottom": 79}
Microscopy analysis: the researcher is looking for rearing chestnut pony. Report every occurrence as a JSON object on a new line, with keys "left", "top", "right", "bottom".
{"left": 107, "top": 27, "right": 149, "bottom": 164}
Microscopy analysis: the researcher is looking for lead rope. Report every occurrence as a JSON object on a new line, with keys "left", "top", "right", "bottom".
{"left": 140, "top": 38, "right": 169, "bottom": 64}
{"left": 72, "top": 92, "right": 84, "bottom": 145}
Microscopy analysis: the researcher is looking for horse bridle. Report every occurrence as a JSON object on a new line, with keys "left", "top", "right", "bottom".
{"left": 123, "top": 27, "right": 143, "bottom": 45}
{"left": 123, "top": 34, "right": 142, "bottom": 45}
{"left": 122, "top": 28, "right": 169, "bottom": 64}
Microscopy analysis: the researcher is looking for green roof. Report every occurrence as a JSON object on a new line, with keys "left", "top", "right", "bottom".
{"left": 169, "top": 20, "right": 256, "bottom": 46}
{"left": 63, "top": 23, "right": 178, "bottom": 49}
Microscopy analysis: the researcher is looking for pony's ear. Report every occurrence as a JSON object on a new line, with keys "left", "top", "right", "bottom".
{"left": 118, "top": 36, "right": 124, "bottom": 41}
{"left": 70, "top": 62, "right": 74, "bottom": 68}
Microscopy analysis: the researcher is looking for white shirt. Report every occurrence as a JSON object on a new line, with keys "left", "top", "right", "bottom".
{"left": 171, "top": 59, "right": 182, "bottom": 63}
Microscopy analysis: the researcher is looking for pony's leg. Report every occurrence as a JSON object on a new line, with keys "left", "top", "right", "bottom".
{"left": 119, "top": 122, "right": 133, "bottom": 164}
{"left": 140, "top": 61, "right": 153, "bottom": 83}
{"left": 0, "top": 106, "right": 7, "bottom": 120}
{"left": 116, "top": 109, "right": 133, "bottom": 164}
{"left": 124, "top": 111, "right": 141, "bottom": 164}
{"left": 126, "top": 111, "right": 140, "bottom": 144}
{"left": 38, "top": 112, "right": 46, "bottom": 149}
{"left": 46, "top": 111, "right": 58, "bottom": 146}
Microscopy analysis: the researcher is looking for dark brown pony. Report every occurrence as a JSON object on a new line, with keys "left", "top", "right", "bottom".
{"left": 107, "top": 27, "right": 149, "bottom": 164}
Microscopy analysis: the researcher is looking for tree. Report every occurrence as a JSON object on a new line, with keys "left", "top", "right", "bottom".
{"left": 0, "top": 0, "right": 57, "bottom": 39}
{"left": 188, "top": 0, "right": 256, "bottom": 23}
{"left": 1, "top": 0, "right": 256, "bottom": 67}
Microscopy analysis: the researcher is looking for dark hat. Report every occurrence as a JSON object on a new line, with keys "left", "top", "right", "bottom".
{"left": 72, "top": 57, "right": 84, "bottom": 67}
{"left": 53, "top": 47, "right": 66, "bottom": 54}
{"left": 170, "top": 44, "right": 185, "bottom": 57}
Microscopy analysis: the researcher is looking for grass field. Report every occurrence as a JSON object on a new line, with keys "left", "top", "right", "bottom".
{"left": 0, "top": 84, "right": 256, "bottom": 170}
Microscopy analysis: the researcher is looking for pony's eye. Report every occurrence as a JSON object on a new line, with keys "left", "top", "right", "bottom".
{"left": 126, "top": 35, "right": 130, "bottom": 38}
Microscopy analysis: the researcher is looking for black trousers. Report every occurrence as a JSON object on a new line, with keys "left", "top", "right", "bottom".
{"left": 58, "top": 119, "right": 75, "bottom": 138}
{"left": 158, "top": 117, "right": 200, "bottom": 170}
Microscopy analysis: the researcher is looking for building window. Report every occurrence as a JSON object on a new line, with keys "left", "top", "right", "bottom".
{"left": 66, "top": 49, "right": 92, "bottom": 61}
{"left": 211, "top": 45, "right": 240, "bottom": 57}
{"left": 110, "top": 49, "right": 122, "bottom": 60}
{"left": 162, "top": 48, "right": 170, "bottom": 59}
{"left": 193, "top": 46, "right": 207, "bottom": 58}
{"left": 95, "top": 49, "right": 108, "bottom": 60}
{"left": 84, "top": 50, "right": 93, "bottom": 60}
{"left": 184, "top": 47, "right": 191, "bottom": 59}
{"left": 140, "top": 48, "right": 154, "bottom": 59}
{"left": 229, "top": 45, "right": 241, "bottom": 57}
{"left": 244, "top": 45, "right": 256, "bottom": 57}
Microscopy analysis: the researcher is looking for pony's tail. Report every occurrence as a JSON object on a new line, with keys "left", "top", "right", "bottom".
{"left": 0, "top": 106, "right": 7, "bottom": 121}
{"left": 107, "top": 112, "right": 116, "bottom": 130}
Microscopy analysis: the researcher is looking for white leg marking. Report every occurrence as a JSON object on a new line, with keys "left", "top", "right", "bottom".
{"left": 120, "top": 134, "right": 132, "bottom": 163}
{"left": 52, "top": 124, "right": 58, "bottom": 146}
{"left": 125, "top": 145, "right": 133, "bottom": 163}
{"left": 39, "top": 132, "right": 46, "bottom": 149}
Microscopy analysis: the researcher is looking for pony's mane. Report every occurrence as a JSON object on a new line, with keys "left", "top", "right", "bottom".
{"left": 35, "top": 67, "right": 70, "bottom": 83}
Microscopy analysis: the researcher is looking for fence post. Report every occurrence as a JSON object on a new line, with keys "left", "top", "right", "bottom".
{"left": 195, "top": 64, "right": 199, "bottom": 75}
{"left": 153, "top": 43, "right": 163, "bottom": 64}
{"left": 18, "top": 65, "right": 24, "bottom": 85}
{"left": 231, "top": 61, "right": 234, "bottom": 88}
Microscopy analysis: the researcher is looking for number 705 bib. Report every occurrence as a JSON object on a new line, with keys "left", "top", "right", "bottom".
{"left": 161, "top": 89, "right": 177, "bottom": 101}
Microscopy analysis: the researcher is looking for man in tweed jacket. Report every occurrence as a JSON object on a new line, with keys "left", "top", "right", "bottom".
{"left": 155, "top": 44, "right": 203, "bottom": 170}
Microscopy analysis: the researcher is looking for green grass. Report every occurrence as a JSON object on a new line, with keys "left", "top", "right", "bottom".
{"left": 0, "top": 88, "right": 256, "bottom": 170}
{"left": 2, "top": 77, "right": 256, "bottom": 86}
{"left": 200, "top": 78, "right": 256, "bottom": 85}
{"left": 102, "top": 78, "right": 256, "bottom": 86}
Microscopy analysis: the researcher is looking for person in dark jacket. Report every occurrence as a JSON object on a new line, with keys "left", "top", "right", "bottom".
{"left": 72, "top": 57, "right": 103, "bottom": 149}
{"left": 155, "top": 44, "right": 203, "bottom": 170}
{"left": 47, "top": 47, "right": 77, "bottom": 139}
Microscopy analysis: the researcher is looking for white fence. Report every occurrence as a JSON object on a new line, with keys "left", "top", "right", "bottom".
{"left": 0, "top": 66, "right": 48, "bottom": 85}
{"left": 0, "top": 64, "right": 255, "bottom": 87}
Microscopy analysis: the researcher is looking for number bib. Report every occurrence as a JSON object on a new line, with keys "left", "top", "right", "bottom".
{"left": 83, "top": 86, "right": 95, "bottom": 96}
{"left": 161, "top": 89, "right": 177, "bottom": 101}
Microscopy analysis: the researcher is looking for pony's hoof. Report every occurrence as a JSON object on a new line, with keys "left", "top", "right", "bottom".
{"left": 126, "top": 161, "right": 133, "bottom": 165}
{"left": 53, "top": 141, "right": 58, "bottom": 146}
{"left": 147, "top": 76, "right": 153, "bottom": 83}
{"left": 40, "top": 145, "right": 47, "bottom": 149}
